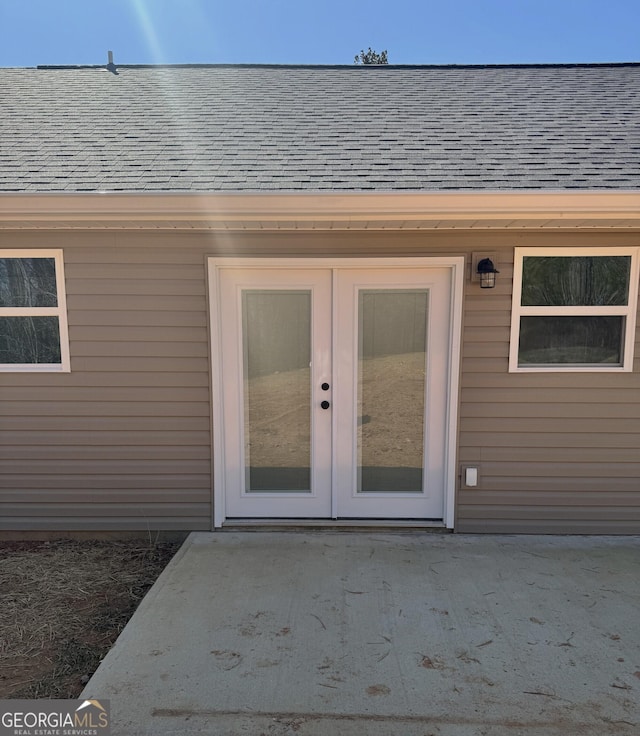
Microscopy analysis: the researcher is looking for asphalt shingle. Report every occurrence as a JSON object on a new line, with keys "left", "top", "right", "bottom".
{"left": 0, "top": 63, "right": 639, "bottom": 193}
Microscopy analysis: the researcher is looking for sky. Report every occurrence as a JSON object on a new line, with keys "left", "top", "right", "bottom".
{"left": 0, "top": 0, "right": 638, "bottom": 68}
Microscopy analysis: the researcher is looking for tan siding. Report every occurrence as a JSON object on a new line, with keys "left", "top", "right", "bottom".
{"left": 69, "top": 357, "right": 210, "bottom": 372}
{"left": 2, "top": 417, "right": 209, "bottom": 430}
{"left": 1, "top": 402, "right": 209, "bottom": 416}
{"left": 460, "top": 357, "right": 510, "bottom": 373}
{"left": 70, "top": 311, "right": 207, "bottom": 327}
{"left": 70, "top": 326, "right": 207, "bottom": 341}
{"left": 0, "top": 517, "right": 209, "bottom": 531}
{"left": 460, "top": 432, "right": 640, "bottom": 450}
{"left": 2, "top": 387, "right": 209, "bottom": 401}
{"left": 0, "top": 460, "right": 211, "bottom": 474}
{"left": 457, "top": 520, "right": 640, "bottom": 533}
{"left": 3, "top": 229, "right": 640, "bottom": 533}
{"left": 461, "top": 477, "right": 640, "bottom": 492}
{"left": 460, "top": 491, "right": 640, "bottom": 506}
{"left": 461, "top": 371, "right": 640, "bottom": 388}
{"left": 460, "top": 505, "right": 640, "bottom": 520}
{"left": 461, "top": 446, "right": 640, "bottom": 462}
{"left": 66, "top": 279, "right": 206, "bottom": 296}
{"left": 71, "top": 342, "right": 209, "bottom": 358}
{"left": 460, "top": 461, "right": 640, "bottom": 478}
{"left": 0, "top": 431, "right": 210, "bottom": 446}
{"left": 0, "top": 234, "right": 212, "bottom": 531}
{"left": 462, "top": 387, "right": 636, "bottom": 403}
{"left": 462, "top": 403, "right": 640, "bottom": 418}
{"left": 1, "top": 371, "right": 209, "bottom": 387}
{"left": 2, "top": 476, "right": 210, "bottom": 489}
{"left": 68, "top": 294, "right": 206, "bottom": 311}
{"left": 464, "top": 311, "right": 510, "bottom": 328}
{"left": 66, "top": 264, "right": 205, "bottom": 280}
{"left": 457, "top": 241, "right": 640, "bottom": 534}
{"left": 1, "top": 489, "right": 210, "bottom": 502}
{"left": 460, "top": 342, "right": 509, "bottom": 359}
{"left": 0, "top": 445, "right": 210, "bottom": 459}
{"left": 461, "top": 416, "right": 640, "bottom": 433}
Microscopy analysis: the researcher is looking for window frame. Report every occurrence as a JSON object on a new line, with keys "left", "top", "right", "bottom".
{"left": 509, "top": 247, "right": 640, "bottom": 373}
{"left": 0, "top": 249, "right": 70, "bottom": 372}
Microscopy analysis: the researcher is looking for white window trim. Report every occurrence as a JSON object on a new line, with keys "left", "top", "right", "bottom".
{"left": 0, "top": 249, "right": 70, "bottom": 372}
{"left": 509, "top": 247, "right": 640, "bottom": 373}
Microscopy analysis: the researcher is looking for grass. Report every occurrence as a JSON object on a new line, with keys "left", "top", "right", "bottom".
{"left": 0, "top": 539, "right": 181, "bottom": 699}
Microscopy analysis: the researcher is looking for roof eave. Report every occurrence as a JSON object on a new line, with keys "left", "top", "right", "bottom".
{"left": 0, "top": 190, "right": 639, "bottom": 230}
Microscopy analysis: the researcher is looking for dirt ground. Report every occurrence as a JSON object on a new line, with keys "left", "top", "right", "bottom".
{"left": 0, "top": 538, "right": 181, "bottom": 699}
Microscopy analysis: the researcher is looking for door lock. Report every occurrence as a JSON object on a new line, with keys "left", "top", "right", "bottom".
{"left": 321, "top": 382, "right": 330, "bottom": 391}
{"left": 320, "top": 400, "right": 330, "bottom": 410}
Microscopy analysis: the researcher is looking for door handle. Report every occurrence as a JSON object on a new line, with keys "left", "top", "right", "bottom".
{"left": 321, "top": 400, "right": 330, "bottom": 410}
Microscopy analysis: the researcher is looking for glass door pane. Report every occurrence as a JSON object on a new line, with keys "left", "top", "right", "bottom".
{"left": 216, "top": 266, "right": 332, "bottom": 521}
{"left": 357, "top": 289, "right": 428, "bottom": 492}
{"left": 242, "top": 290, "right": 312, "bottom": 492}
{"left": 335, "top": 267, "right": 450, "bottom": 520}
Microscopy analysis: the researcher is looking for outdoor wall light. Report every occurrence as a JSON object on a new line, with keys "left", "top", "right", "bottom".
{"left": 477, "top": 258, "right": 499, "bottom": 289}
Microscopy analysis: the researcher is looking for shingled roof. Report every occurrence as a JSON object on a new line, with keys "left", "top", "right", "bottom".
{"left": 1, "top": 63, "right": 639, "bottom": 193}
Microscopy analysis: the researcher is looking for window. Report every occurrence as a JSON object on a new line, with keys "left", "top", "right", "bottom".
{"left": 509, "top": 247, "right": 639, "bottom": 372}
{"left": 0, "top": 250, "right": 70, "bottom": 372}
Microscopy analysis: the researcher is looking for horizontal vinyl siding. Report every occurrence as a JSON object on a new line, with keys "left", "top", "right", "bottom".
{"left": 0, "top": 234, "right": 212, "bottom": 531}
{"left": 3, "top": 229, "right": 640, "bottom": 533}
{"left": 457, "top": 241, "right": 640, "bottom": 534}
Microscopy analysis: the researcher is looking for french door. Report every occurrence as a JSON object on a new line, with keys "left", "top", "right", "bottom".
{"left": 209, "top": 259, "right": 461, "bottom": 524}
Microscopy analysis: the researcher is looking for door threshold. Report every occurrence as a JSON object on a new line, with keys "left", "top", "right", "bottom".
{"left": 220, "top": 518, "right": 449, "bottom": 532}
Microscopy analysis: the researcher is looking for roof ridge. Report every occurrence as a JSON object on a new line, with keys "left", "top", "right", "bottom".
{"left": 32, "top": 61, "right": 640, "bottom": 71}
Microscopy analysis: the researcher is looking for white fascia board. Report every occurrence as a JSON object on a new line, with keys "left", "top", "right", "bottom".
{"left": 0, "top": 190, "right": 639, "bottom": 229}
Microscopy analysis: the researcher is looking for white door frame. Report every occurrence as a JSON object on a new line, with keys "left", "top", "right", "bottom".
{"left": 208, "top": 256, "right": 465, "bottom": 529}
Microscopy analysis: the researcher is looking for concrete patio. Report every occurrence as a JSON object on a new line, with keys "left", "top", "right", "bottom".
{"left": 83, "top": 532, "right": 639, "bottom": 735}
